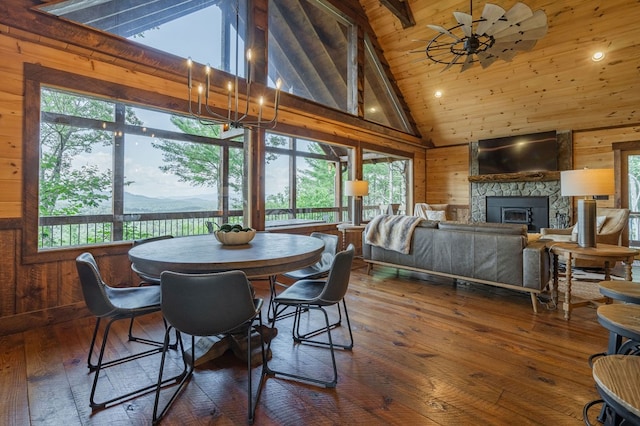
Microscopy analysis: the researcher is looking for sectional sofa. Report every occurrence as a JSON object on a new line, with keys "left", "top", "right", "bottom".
{"left": 362, "top": 218, "right": 551, "bottom": 312}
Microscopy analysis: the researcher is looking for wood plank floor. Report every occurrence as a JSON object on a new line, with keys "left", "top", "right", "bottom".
{"left": 1, "top": 260, "right": 611, "bottom": 425}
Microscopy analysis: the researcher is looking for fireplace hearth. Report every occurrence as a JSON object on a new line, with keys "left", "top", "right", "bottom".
{"left": 486, "top": 196, "right": 549, "bottom": 232}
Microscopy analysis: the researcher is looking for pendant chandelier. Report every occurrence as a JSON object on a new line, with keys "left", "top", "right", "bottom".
{"left": 186, "top": 1, "right": 282, "bottom": 130}
{"left": 420, "top": 1, "right": 548, "bottom": 72}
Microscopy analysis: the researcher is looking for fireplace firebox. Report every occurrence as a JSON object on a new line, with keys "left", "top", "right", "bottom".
{"left": 486, "top": 196, "right": 549, "bottom": 232}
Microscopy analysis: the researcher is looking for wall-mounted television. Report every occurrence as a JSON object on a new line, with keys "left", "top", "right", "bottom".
{"left": 478, "top": 131, "right": 558, "bottom": 175}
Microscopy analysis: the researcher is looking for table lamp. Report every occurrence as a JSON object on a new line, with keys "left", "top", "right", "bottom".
{"left": 345, "top": 180, "right": 369, "bottom": 226}
{"left": 560, "top": 168, "right": 615, "bottom": 248}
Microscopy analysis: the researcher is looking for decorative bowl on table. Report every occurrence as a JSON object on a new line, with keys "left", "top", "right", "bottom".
{"left": 214, "top": 228, "right": 256, "bottom": 245}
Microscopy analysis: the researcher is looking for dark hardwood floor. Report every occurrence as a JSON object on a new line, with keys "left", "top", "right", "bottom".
{"left": 1, "top": 260, "right": 610, "bottom": 425}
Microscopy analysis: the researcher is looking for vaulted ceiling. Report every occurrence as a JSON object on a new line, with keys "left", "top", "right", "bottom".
{"left": 359, "top": 0, "right": 640, "bottom": 147}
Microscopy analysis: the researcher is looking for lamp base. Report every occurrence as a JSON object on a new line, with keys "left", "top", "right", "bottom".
{"left": 577, "top": 198, "right": 597, "bottom": 248}
{"left": 352, "top": 197, "right": 362, "bottom": 226}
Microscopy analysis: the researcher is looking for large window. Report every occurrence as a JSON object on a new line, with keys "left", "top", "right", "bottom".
{"left": 37, "top": 86, "right": 245, "bottom": 250}
{"left": 41, "top": 0, "right": 248, "bottom": 77}
{"left": 265, "top": 133, "right": 349, "bottom": 226}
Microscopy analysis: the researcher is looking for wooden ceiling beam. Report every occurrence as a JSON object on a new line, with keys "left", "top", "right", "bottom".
{"left": 379, "top": 0, "right": 414, "bottom": 29}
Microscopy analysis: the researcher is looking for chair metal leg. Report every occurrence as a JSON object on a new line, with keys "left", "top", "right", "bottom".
{"left": 264, "top": 304, "right": 338, "bottom": 388}
{"left": 292, "top": 300, "right": 354, "bottom": 350}
{"left": 152, "top": 330, "right": 193, "bottom": 424}
{"left": 89, "top": 316, "right": 182, "bottom": 410}
{"left": 248, "top": 312, "right": 267, "bottom": 424}
{"left": 267, "top": 276, "right": 300, "bottom": 322}
{"left": 153, "top": 315, "right": 266, "bottom": 425}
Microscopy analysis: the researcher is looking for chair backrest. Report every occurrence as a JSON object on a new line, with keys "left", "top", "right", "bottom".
{"left": 598, "top": 208, "right": 630, "bottom": 234}
{"left": 76, "top": 252, "right": 118, "bottom": 318}
{"left": 132, "top": 234, "right": 174, "bottom": 247}
{"left": 310, "top": 232, "right": 339, "bottom": 270}
{"left": 160, "top": 270, "right": 258, "bottom": 337}
{"left": 316, "top": 244, "right": 355, "bottom": 305}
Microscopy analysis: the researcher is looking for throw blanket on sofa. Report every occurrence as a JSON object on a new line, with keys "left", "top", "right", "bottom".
{"left": 365, "top": 214, "right": 423, "bottom": 254}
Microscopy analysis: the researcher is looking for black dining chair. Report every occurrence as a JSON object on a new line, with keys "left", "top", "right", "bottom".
{"left": 75, "top": 252, "right": 181, "bottom": 410}
{"left": 153, "top": 270, "right": 266, "bottom": 424}
{"left": 264, "top": 244, "right": 355, "bottom": 388}
{"left": 269, "top": 232, "right": 339, "bottom": 322}
{"left": 128, "top": 234, "right": 174, "bottom": 345}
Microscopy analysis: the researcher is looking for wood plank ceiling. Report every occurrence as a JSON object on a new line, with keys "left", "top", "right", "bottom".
{"left": 360, "top": 0, "right": 640, "bottom": 147}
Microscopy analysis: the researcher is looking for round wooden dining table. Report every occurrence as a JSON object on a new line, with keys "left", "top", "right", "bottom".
{"left": 128, "top": 232, "right": 325, "bottom": 366}
{"left": 128, "top": 232, "right": 325, "bottom": 280}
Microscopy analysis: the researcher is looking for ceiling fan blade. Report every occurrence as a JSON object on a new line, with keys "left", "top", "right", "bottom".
{"left": 453, "top": 12, "right": 473, "bottom": 38}
{"left": 487, "top": 44, "right": 519, "bottom": 62}
{"left": 477, "top": 51, "right": 498, "bottom": 68}
{"left": 442, "top": 54, "right": 464, "bottom": 71}
{"left": 427, "top": 24, "right": 461, "bottom": 41}
{"left": 493, "top": 10, "right": 548, "bottom": 39}
{"left": 460, "top": 54, "right": 475, "bottom": 72}
{"left": 476, "top": 4, "right": 505, "bottom": 35}
{"left": 491, "top": 40, "right": 537, "bottom": 54}
{"left": 484, "top": 2, "right": 534, "bottom": 36}
{"left": 495, "top": 27, "right": 547, "bottom": 43}
{"left": 504, "top": 2, "right": 534, "bottom": 26}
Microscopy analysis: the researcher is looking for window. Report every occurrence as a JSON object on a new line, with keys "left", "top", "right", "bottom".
{"left": 268, "top": 0, "right": 356, "bottom": 113}
{"left": 40, "top": 0, "right": 248, "bottom": 77}
{"left": 265, "top": 133, "right": 350, "bottom": 226}
{"left": 363, "top": 36, "right": 412, "bottom": 132}
{"left": 36, "top": 86, "right": 246, "bottom": 250}
{"left": 362, "top": 150, "right": 411, "bottom": 220}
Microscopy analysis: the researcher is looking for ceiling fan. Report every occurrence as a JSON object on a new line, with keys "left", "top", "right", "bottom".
{"left": 422, "top": 1, "right": 548, "bottom": 72}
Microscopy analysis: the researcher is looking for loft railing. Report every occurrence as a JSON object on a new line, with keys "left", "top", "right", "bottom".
{"left": 38, "top": 207, "right": 353, "bottom": 249}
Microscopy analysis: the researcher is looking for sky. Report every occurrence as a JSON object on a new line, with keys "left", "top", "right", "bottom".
{"left": 74, "top": 3, "right": 291, "bottom": 200}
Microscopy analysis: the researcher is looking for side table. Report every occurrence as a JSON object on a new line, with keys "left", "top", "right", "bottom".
{"left": 336, "top": 223, "right": 366, "bottom": 252}
{"left": 549, "top": 242, "right": 638, "bottom": 319}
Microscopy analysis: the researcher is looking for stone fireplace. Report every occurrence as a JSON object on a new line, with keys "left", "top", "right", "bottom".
{"left": 468, "top": 131, "right": 573, "bottom": 230}
{"left": 486, "top": 196, "right": 549, "bottom": 232}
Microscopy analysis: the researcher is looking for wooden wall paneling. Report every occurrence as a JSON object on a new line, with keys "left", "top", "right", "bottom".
{"left": 58, "top": 258, "right": 82, "bottom": 307}
{"left": 15, "top": 261, "right": 59, "bottom": 314}
{"left": 0, "top": 229, "right": 17, "bottom": 318}
{"left": 426, "top": 145, "right": 469, "bottom": 205}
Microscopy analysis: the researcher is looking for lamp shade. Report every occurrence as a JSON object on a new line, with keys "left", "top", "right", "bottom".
{"left": 560, "top": 168, "right": 614, "bottom": 197}
{"left": 344, "top": 180, "right": 369, "bottom": 197}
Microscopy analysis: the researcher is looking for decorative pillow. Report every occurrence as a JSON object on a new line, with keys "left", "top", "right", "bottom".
{"left": 570, "top": 215, "right": 608, "bottom": 240}
{"left": 425, "top": 210, "right": 447, "bottom": 221}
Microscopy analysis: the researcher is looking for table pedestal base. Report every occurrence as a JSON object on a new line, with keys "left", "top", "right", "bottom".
{"left": 184, "top": 325, "right": 276, "bottom": 367}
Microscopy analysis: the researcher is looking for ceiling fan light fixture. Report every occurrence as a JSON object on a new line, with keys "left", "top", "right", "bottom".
{"left": 421, "top": 1, "right": 548, "bottom": 72}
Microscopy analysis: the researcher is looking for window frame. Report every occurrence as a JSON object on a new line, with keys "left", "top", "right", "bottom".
{"left": 23, "top": 63, "right": 247, "bottom": 263}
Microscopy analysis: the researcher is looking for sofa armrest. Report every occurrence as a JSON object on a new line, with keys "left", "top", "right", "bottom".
{"left": 522, "top": 240, "right": 550, "bottom": 290}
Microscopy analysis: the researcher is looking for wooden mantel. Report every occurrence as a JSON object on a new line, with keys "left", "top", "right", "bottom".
{"left": 468, "top": 171, "right": 561, "bottom": 183}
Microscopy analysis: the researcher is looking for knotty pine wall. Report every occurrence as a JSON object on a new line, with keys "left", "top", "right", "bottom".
{"left": 0, "top": 15, "right": 426, "bottom": 335}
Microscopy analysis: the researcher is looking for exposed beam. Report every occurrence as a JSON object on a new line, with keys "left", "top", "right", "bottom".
{"left": 379, "top": 0, "right": 414, "bottom": 28}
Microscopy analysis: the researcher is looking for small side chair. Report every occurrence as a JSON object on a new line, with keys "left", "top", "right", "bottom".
{"left": 153, "top": 270, "right": 266, "bottom": 424}
{"left": 75, "top": 252, "right": 181, "bottom": 410}
{"left": 264, "top": 244, "right": 355, "bottom": 388}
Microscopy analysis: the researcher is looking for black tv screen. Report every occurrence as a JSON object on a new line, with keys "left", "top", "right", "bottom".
{"left": 478, "top": 131, "right": 558, "bottom": 175}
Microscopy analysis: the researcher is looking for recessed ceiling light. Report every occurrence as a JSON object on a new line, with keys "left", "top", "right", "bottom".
{"left": 434, "top": 90, "right": 443, "bottom": 98}
{"left": 592, "top": 51, "right": 605, "bottom": 62}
